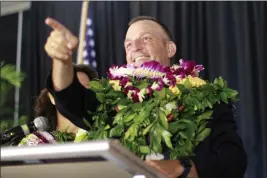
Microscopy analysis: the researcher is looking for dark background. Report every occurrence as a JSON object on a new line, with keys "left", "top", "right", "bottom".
{"left": 0, "top": 2, "right": 266, "bottom": 178}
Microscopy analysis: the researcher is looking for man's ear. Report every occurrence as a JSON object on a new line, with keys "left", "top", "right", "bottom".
{"left": 48, "top": 92, "right": 55, "bottom": 105}
{"left": 167, "top": 41, "right": 177, "bottom": 58}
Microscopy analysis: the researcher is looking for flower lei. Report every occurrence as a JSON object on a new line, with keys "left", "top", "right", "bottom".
{"left": 85, "top": 59, "right": 238, "bottom": 159}
{"left": 18, "top": 128, "right": 88, "bottom": 146}
{"left": 18, "top": 59, "right": 238, "bottom": 160}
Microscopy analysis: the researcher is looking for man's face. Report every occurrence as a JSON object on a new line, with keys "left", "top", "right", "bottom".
{"left": 125, "top": 20, "right": 175, "bottom": 67}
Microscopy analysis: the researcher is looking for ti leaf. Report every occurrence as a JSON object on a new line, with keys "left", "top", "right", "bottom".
{"left": 124, "top": 124, "right": 139, "bottom": 142}
{"left": 90, "top": 81, "right": 103, "bottom": 91}
{"left": 195, "top": 128, "right": 211, "bottom": 142}
{"left": 162, "top": 130, "right": 173, "bottom": 149}
{"left": 196, "top": 110, "right": 213, "bottom": 123}
{"left": 139, "top": 146, "right": 151, "bottom": 154}
{"left": 149, "top": 125, "right": 163, "bottom": 153}
{"left": 158, "top": 108, "right": 168, "bottom": 129}
{"left": 142, "top": 123, "right": 154, "bottom": 135}
{"left": 109, "top": 125, "right": 123, "bottom": 137}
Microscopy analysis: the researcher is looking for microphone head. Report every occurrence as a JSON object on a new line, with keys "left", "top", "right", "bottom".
{"left": 33, "top": 116, "right": 49, "bottom": 131}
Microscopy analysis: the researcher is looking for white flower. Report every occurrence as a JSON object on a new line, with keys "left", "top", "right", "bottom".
{"left": 127, "top": 90, "right": 135, "bottom": 100}
{"left": 109, "top": 66, "right": 134, "bottom": 77}
{"left": 137, "top": 88, "right": 147, "bottom": 103}
{"left": 171, "top": 64, "right": 180, "bottom": 70}
{"left": 165, "top": 102, "right": 177, "bottom": 113}
{"left": 151, "top": 82, "right": 159, "bottom": 90}
{"left": 163, "top": 77, "right": 170, "bottom": 85}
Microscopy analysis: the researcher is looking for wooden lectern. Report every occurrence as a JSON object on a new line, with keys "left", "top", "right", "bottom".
{"left": 1, "top": 139, "right": 166, "bottom": 178}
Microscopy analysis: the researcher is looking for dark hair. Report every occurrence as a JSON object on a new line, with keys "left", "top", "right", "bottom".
{"left": 34, "top": 64, "right": 98, "bottom": 131}
{"left": 75, "top": 64, "right": 98, "bottom": 80}
{"left": 128, "top": 16, "right": 174, "bottom": 41}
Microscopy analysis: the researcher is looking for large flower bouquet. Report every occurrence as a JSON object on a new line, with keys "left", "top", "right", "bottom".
{"left": 18, "top": 59, "right": 238, "bottom": 160}
{"left": 84, "top": 59, "right": 238, "bottom": 159}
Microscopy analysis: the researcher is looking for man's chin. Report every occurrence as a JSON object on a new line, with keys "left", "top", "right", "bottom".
{"left": 134, "top": 58, "right": 152, "bottom": 67}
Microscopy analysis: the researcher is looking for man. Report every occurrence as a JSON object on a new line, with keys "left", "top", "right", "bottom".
{"left": 45, "top": 16, "right": 247, "bottom": 178}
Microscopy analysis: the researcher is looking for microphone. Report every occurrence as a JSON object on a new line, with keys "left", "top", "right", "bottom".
{"left": 0, "top": 116, "right": 49, "bottom": 145}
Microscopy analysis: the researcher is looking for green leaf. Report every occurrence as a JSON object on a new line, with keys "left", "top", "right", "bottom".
{"left": 159, "top": 109, "right": 168, "bottom": 129}
{"left": 155, "top": 88, "right": 166, "bottom": 100}
{"left": 109, "top": 126, "right": 123, "bottom": 137}
{"left": 195, "top": 128, "right": 211, "bottom": 141}
{"left": 137, "top": 83, "right": 149, "bottom": 90}
{"left": 0, "top": 62, "right": 25, "bottom": 89}
{"left": 179, "top": 132, "right": 188, "bottom": 139}
{"left": 177, "top": 84, "right": 189, "bottom": 93}
{"left": 132, "top": 103, "right": 142, "bottom": 111}
{"left": 117, "top": 99, "right": 130, "bottom": 106}
{"left": 142, "top": 123, "right": 154, "bottom": 135}
{"left": 96, "top": 93, "right": 105, "bottom": 102}
{"left": 149, "top": 125, "right": 163, "bottom": 153}
{"left": 124, "top": 124, "right": 139, "bottom": 142}
{"left": 90, "top": 81, "right": 103, "bottom": 91}
{"left": 169, "top": 121, "right": 187, "bottom": 134}
{"left": 113, "top": 112, "right": 123, "bottom": 124}
{"left": 207, "top": 100, "right": 213, "bottom": 109}
{"left": 220, "top": 92, "right": 228, "bottom": 104}
{"left": 184, "top": 78, "right": 191, "bottom": 89}
{"left": 83, "top": 118, "right": 92, "bottom": 129}
{"left": 162, "top": 130, "right": 173, "bottom": 149}
{"left": 97, "top": 104, "right": 104, "bottom": 111}
{"left": 134, "top": 110, "right": 150, "bottom": 124}
{"left": 223, "top": 88, "right": 238, "bottom": 98}
{"left": 99, "top": 130, "right": 108, "bottom": 139}
{"left": 175, "top": 119, "right": 197, "bottom": 139}
{"left": 139, "top": 146, "right": 151, "bottom": 154}
{"left": 214, "top": 77, "right": 224, "bottom": 88}
{"left": 196, "top": 110, "right": 213, "bottom": 123}
{"left": 124, "top": 113, "right": 136, "bottom": 123}
{"left": 104, "top": 125, "right": 110, "bottom": 130}
{"left": 178, "top": 139, "right": 185, "bottom": 146}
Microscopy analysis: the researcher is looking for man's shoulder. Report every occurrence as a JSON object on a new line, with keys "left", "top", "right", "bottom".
{"left": 211, "top": 102, "right": 235, "bottom": 120}
{"left": 208, "top": 102, "right": 238, "bottom": 133}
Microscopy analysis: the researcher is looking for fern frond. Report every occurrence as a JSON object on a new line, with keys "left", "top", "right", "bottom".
{"left": 0, "top": 61, "right": 26, "bottom": 89}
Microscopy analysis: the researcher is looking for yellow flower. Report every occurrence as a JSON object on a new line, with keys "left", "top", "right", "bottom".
{"left": 175, "top": 76, "right": 182, "bottom": 84}
{"left": 180, "top": 76, "right": 206, "bottom": 87}
{"left": 188, "top": 76, "right": 206, "bottom": 87}
{"left": 109, "top": 80, "right": 121, "bottom": 91}
{"left": 169, "top": 86, "right": 180, "bottom": 95}
{"left": 125, "top": 82, "right": 132, "bottom": 87}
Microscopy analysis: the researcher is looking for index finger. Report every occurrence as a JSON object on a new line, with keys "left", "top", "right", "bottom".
{"left": 45, "top": 17, "right": 70, "bottom": 33}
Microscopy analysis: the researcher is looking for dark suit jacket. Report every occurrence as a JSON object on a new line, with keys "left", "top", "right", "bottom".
{"left": 47, "top": 69, "right": 247, "bottom": 178}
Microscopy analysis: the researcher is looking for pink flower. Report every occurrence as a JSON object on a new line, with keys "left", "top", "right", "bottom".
{"left": 120, "top": 77, "right": 130, "bottom": 87}
{"left": 165, "top": 74, "right": 177, "bottom": 86}
{"left": 179, "top": 59, "right": 204, "bottom": 76}
{"left": 156, "top": 78, "right": 165, "bottom": 91}
{"left": 140, "top": 61, "right": 165, "bottom": 73}
{"left": 147, "top": 87, "right": 153, "bottom": 97}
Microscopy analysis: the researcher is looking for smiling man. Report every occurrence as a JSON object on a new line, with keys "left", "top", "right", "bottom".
{"left": 125, "top": 17, "right": 176, "bottom": 67}
{"left": 45, "top": 16, "right": 247, "bottom": 178}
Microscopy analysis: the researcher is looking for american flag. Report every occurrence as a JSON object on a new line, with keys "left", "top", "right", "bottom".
{"left": 82, "top": 3, "right": 97, "bottom": 68}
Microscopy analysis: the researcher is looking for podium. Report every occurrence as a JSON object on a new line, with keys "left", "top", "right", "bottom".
{"left": 1, "top": 139, "right": 166, "bottom": 178}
